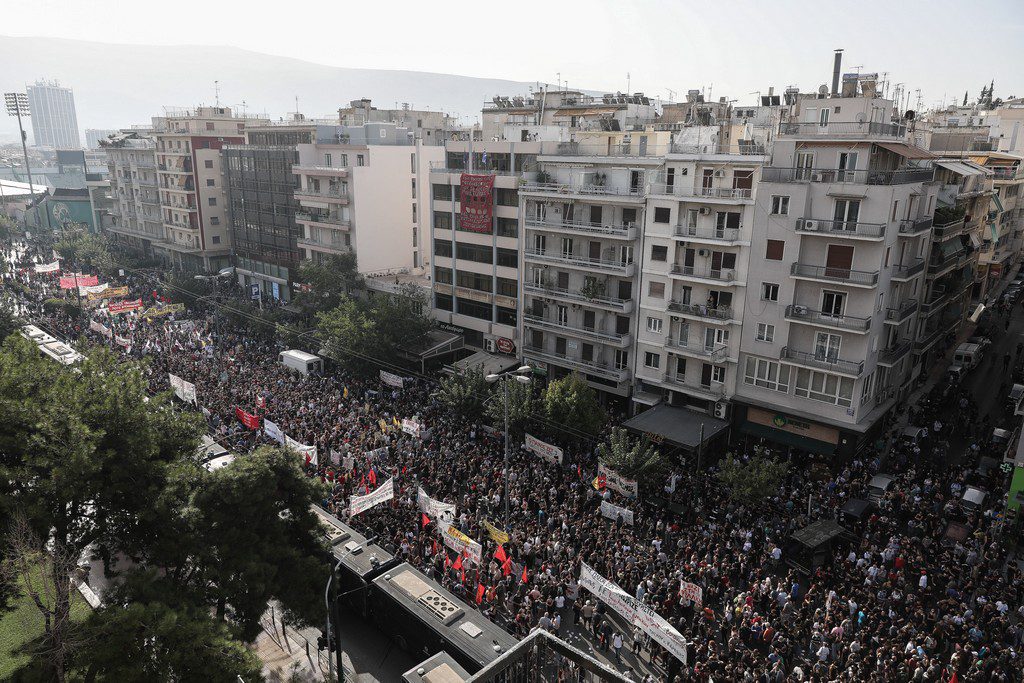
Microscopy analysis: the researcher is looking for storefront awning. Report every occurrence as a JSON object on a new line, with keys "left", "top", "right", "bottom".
{"left": 622, "top": 403, "right": 728, "bottom": 451}
{"left": 876, "top": 142, "right": 935, "bottom": 159}
{"left": 444, "top": 349, "right": 517, "bottom": 377}
{"left": 935, "top": 160, "right": 984, "bottom": 177}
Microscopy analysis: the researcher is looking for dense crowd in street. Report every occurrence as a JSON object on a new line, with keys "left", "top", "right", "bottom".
{"left": 3, "top": 240, "right": 1023, "bottom": 682}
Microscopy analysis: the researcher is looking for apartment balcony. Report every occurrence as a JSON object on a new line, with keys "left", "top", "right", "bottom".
{"left": 665, "top": 337, "right": 731, "bottom": 362}
{"left": 892, "top": 258, "right": 926, "bottom": 281}
{"left": 898, "top": 216, "right": 933, "bottom": 237}
{"left": 884, "top": 299, "right": 919, "bottom": 325}
{"left": 784, "top": 305, "right": 871, "bottom": 333}
{"left": 761, "top": 166, "right": 934, "bottom": 185}
{"left": 295, "top": 211, "right": 350, "bottom": 230}
{"left": 656, "top": 371, "right": 729, "bottom": 400}
{"left": 919, "top": 287, "right": 948, "bottom": 316}
{"left": 137, "top": 178, "right": 158, "bottom": 187}
{"left": 668, "top": 264, "right": 743, "bottom": 286}
{"left": 668, "top": 142, "right": 767, "bottom": 156}
{"left": 162, "top": 185, "right": 195, "bottom": 194}
{"left": 523, "top": 314, "right": 631, "bottom": 347}
{"left": 648, "top": 182, "right": 753, "bottom": 203}
{"left": 160, "top": 164, "right": 193, "bottom": 175}
{"left": 927, "top": 251, "right": 964, "bottom": 278}
{"left": 877, "top": 340, "right": 913, "bottom": 367}
{"left": 296, "top": 235, "right": 350, "bottom": 254}
{"left": 522, "top": 345, "right": 630, "bottom": 383}
{"left": 672, "top": 224, "right": 745, "bottom": 245}
{"left": 524, "top": 217, "right": 636, "bottom": 240}
{"left": 294, "top": 187, "right": 350, "bottom": 204}
{"left": 790, "top": 262, "right": 879, "bottom": 287}
{"left": 795, "top": 217, "right": 885, "bottom": 240}
{"left": 293, "top": 165, "right": 349, "bottom": 177}
{"left": 914, "top": 326, "right": 943, "bottom": 352}
{"left": 992, "top": 167, "right": 1020, "bottom": 181}
{"left": 523, "top": 248, "right": 635, "bottom": 276}
{"left": 780, "top": 346, "right": 864, "bottom": 377}
{"left": 455, "top": 287, "right": 494, "bottom": 304}
{"left": 932, "top": 218, "right": 967, "bottom": 240}
{"left": 520, "top": 181, "right": 644, "bottom": 201}
{"left": 666, "top": 300, "right": 736, "bottom": 323}
{"left": 778, "top": 121, "right": 907, "bottom": 138}
{"left": 429, "top": 162, "right": 523, "bottom": 177}
{"left": 524, "top": 283, "right": 634, "bottom": 313}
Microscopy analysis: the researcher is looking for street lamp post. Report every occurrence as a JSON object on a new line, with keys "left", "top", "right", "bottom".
{"left": 486, "top": 366, "right": 533, "bottom": 528}
{"left": 325, "top": 536, "right": 375, "bottom": 683}
{"left": 4, "top": 93, "right": 35, "bottom": 203}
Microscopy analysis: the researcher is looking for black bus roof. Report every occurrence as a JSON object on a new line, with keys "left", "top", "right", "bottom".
{"left": 311, "top": 506, "right": 397, "bottom": 580}
{"left": 372, "top": 562, "right": 518, "bottom": 670}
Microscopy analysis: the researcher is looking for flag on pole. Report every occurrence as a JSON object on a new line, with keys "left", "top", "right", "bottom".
{"left": 521, "top": 565, "right": 528, "bottom": 583}
{"left": 452, "top": 554, "right": 463, "bottom": 571}
{"left": 422, "top": 513, "right": 431, "bottom": 528}
{"left": 475, "top": 584, "right": 486, "bottom": 605}
{"left": 494, "top": 545, "right": 508, "bottom": 565}
{"left": 343, "top": 386, "right": 349, "bottom": 399}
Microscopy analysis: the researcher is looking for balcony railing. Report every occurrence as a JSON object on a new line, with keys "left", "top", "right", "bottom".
{"left": 522, "top": 345, "right": 629, "bottom": 382}
{"left": 295, "top": 211, "right": 349, "bottom": 228}
{"left": 293, "top": 165, "right": 349, "bottom": 175}
{"left": 784, "top": 305, "right": 871, "bottom": 332}
{"left": 762, "top": 166, "right": 934, "bottom": 185}
{"left": 296, "top": 235, "right": 349, "bottom": 251}
{"left": 667, "top": 300, "right": 733, "bottom": 321}
{"left": 877, "top": 340, "right": 913, "bottom": 366}
{"left": 295, "top": 187, "right": 349, "bottom": 201}
{"left": 668, "top": 142, "right": 767, "bottom": 156}
{"left": 927, "top": 251, "right": 964, "bottom": 275}
{"left": 919, "top": 287, "right": 949, "bottom": 316}
{"left": 885, "top": 299, "right": 919, "bottom": 323}
{"left": 665, "top": 337, "right": 730, "bottom": 361}
{"left": 892, "top": 259, "right": 925, "bottom": 280}
{"left": 520, "top": 181, "right": 643, "bottom": 198}
{"left": 523, "top": 314, "right": 629, "bottom": 345}
{"left": 899, "top": 216, "right": 933, "bottom": 235}
{"left": 524, "top": 248, "right": 634, "bottom": 274}
{"left": 524, "top": 218, "right": 635, "bottom": 239}
{"left": 672, "top": 225, "right": 742, "bottom": 242}
{"left": 932, "top": 218, "right": 966, "bottom": 239}
{"left": 791, "top": 262, "right": 879, "bottom": 286}
{"left": 524, "top": 283, "right": 633, "bottom": 312}
{"left": 992, "top": 167, "right": 1019, "bottom": 180}
{"left": 429, "top": 162, "right": 522, "bottom": 176}
{"left": 781, "top": 346, "right": 864, "bottom": 376}
{"left": 795, "top": 217, "right": 885, "bottom": 239}
{"left": 915, "top": 326, "right": 943, "bottom": 351}
{"left": 649, "top": 183, "right": 753, "bottom": 200}
{"left": 778, "top": 121, "right": 907, "bottom": 138}
{"left": 669, "top": 264, "right": 741, "bottom": 284}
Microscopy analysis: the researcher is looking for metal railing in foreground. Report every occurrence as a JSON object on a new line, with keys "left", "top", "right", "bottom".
{"left": 468, "top": 628, "right": 631, "bottom": 682}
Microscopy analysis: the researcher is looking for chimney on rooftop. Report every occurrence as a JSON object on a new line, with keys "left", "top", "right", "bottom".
{"left": 831, "top": 49, "right": 844, "bottom": 97}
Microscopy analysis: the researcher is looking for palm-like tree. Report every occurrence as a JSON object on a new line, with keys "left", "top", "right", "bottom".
{"left": 597, "top": 427, "right": 667, "bottom": 479}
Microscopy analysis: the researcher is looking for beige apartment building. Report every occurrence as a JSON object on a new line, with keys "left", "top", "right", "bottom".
{"left": 100, "top": 130, "right": 165, "bottom": 261}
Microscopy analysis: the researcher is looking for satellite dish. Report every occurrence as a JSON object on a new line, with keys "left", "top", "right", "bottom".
{"left": 818, "top": 84, "right": 830, "bottom": 95}
{"left": 905, "top": 110, "right": 916, "bottom": 120}
{"left": 856, "top": 112, "right": 867, "bottom": 123}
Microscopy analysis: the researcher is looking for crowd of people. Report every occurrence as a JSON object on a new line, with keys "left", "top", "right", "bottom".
{"left": 3, "top": 239, "right": 1023, "bottom": 682}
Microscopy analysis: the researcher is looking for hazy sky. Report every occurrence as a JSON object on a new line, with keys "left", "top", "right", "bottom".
{"left": 4, "top": 0, "right": 1023, "bottom": 109}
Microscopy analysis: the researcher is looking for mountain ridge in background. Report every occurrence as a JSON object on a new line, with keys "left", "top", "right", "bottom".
{"left": 0, "top": 36, "right": 557, "bottom": 143}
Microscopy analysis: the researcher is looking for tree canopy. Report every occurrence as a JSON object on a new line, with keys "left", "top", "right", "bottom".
{"left": 436, "top": 367, "right": 489, "bottom": 422}
{"left": 542, "top": 372, "right": 606, "bottom": 438}
{"left": 716, "top": 454, "right": 787, "bottom": 505}
{"left": 597, "top": 427, "right": 667, "bottom": 480}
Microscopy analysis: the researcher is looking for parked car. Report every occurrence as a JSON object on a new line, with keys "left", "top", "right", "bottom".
{"left": 962, "top": 486, "right": 987, "bottom": 511}
{"left": 867, "top": 474, "right": 895, "bottom": 503}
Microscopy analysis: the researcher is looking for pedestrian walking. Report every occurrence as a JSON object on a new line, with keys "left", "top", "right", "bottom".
{"left": 612, "top": 631, "right": 623, "bottom": 663}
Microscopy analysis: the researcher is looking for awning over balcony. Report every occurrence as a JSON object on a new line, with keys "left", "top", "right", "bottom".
{"left": 622, "top": 403, "right": 728, "bottom": 452}
{"left": 552, "top": 107, "right": 619, "bottom": 117}
{"left": 875, "top": 142, "right": 935, "bottom": 160}
{"left": 935, "top": 160, "right": 986, "bottom": 177}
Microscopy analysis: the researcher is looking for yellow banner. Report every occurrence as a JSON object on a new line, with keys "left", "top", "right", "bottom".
{"left": 482, "top": 519, "right": 509, "bottom": 545}
{"left": 378, "top": 418, "right": 388, "bottom": 433}
{"left": 86, "top": 285, "right": 129, "bottom": 301}
{"left": 144, "top": 303, "right": 185, "bottom": 319}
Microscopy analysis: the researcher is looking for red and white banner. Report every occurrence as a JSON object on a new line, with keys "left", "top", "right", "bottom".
{"left": 401, "top": 418, "right": 421, "bottom": 438}
{"left": 442, "top": 524, "right": 483, "bottom": 566}
{"left": 108, "top": 299, "right": 143, "bottom": 314}
{"left": 235, "top": 407, "right": 262, "bottom": 430}
{"left": 459, "top": 173, "right": 495, "bottom": 233}
{"left": 679, "top": 581, "right": 703, "bottom": 607}
{"left": 285, "top": 435, "right": 318, "bottom": 467}
{"left": 34, "top": 261, "right": 60, "bottom": 274}
{"left": 525, "top": 433, "right": 563, "bottom": 464}
{"left": 598, "top": 463, "right": 639, "bottom": 499}
{"left": 59, "top": 274, "right": 99, "bottom": 289}
{"left": 349, "top": 477, "right": 394, "bottom": 517}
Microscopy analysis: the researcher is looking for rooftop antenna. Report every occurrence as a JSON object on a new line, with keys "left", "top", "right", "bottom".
{"left": 295, "top": 95, "right": 299, "bottom": 115}
{"left": 666, "top": 88, "right": 676, "bottom": 102}
{"left": 881, "top": 72, "right": 889, "bottom": 98}
{"left": 707, "top": 83, "right": 714, "bottom": 103}
{"left": 852, "top": 65, "right": 863, "bottom": 75}
{"left": 214, "top": 80, "right": 220, "bottom": 106}
{"left": 556, "top": 72, "right": 561, "bottom": 91}
{"left": 626, "top": 72, "right": 631, "bottom": 94}
{"left": 915, "top": 88, "right": 923, "bottom": 113}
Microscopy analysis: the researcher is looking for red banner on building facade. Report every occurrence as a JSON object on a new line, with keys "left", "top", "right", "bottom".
{"left": 459, "top": 173, "right": 495, "bottom": 233}
{"left": 235, "top": 407, "right": 262, "bottom": 430}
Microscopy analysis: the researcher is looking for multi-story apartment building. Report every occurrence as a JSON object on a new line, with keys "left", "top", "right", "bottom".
{"left": 973, "top": 152, "right": 1024, "bottom": 288}
{"left": 100, "top": 131, "right": 166, "bottom": 261}
{"left": 154, "top": 107, "right": 267, "bottom": 272}
{"left": 634, "top": 143, "right": 766, "bottom": 412}
{"left": 26, "top": 80, "right": 81, "bottom": 149}
{"left": 337, "top": 99, "right": 456, "bottom": 147}
{"left": 733, "top": 90, "right": 937, "bottom": 457}
{"left": 293, "top": 122, "right": 443, "bottom": 274}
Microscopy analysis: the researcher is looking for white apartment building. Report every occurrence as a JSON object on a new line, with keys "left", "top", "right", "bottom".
{"left": 100, "top": 131, "right": 165, "bottom": 261}
{"left": 293, "top": 123, "right": 443, "bottom": 275}
{"left": 732, "top": 91, "right": 938, "bottom": 457}
{"left": 26, "top": 80, "right": 81, "bottom": 149}
{"left": 634, "top": 143, "right": 766, "bottom": 413}
{"left": 974, "top": 152, "right": 1024, "bottom": 288}
{"left": 154, "top": 107, "right": 266, "bottom": 272}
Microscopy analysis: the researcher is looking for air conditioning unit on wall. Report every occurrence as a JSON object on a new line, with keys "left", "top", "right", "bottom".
{"left": 484, "top": 339, "right": 496, "bottom": 353}
{"left": 802, "top": 219, "right": 818, "bottom": 231}
{"left": 714, "top": 401, "right": 730, "bottom": 419}
{"left": 699, "top": 207, "right": 711, "bottom": 215}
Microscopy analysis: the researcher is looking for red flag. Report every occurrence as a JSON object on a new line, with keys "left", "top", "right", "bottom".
{"left": 502, "top": 558, "right": 512, "bottom": 576}
{"left": 422, "top": 513, "right": 431, "bottom": 528}
{"left": 368, "top": 468, "right": 377, "bottom": 487}
{"left": 521, "top": 565, "right": 528, "bottom": 583}
{"left": 444, "top": 554, "right": 451, "bottom": 569}
{"left": 235, "top": 407, "right": 261, "bottom": 430}
{"left": 577, "top": 464, "right": 582, "bottom": 478}
{"left": 494, "top": 545, "right": 508, "bottom": 564}
{"left": 452, "top": 554, "right": 463, "bottom": 571}
{"left": 475, "top": 583, "right": 486, "bottom": 605}
{"left": 432, "top": 539, "right": 439, "bottom": 555}
{"left": 460, "top": 567, "right": 466, "bottom": 583}
{"left": 948, "top": 673, "right": 959, "bottom": 683}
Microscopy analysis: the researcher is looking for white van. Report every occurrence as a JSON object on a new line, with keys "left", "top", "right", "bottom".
{"left": 952, "top": 343, "right": 983, "bottom": 370}
{"left": 279, "top": 349, "right": 323, "bottom": 376}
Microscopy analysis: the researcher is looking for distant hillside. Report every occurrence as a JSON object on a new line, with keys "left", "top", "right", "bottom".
{"left": 0, "top": 36, "right": 551, "bottom": 143}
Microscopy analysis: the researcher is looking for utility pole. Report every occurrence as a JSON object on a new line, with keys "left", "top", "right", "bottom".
{"left": 5, "top": 92, "right": 36, "bottom": 229}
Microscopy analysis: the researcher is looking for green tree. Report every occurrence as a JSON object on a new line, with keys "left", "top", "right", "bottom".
{"left": 597, "top": 427, "right": 667, "bottom": 480}
{"left": 370, "top": 283, "right": 433, "bottom": 357}
{"left": 542, "top": 372, "right": 605, "bottom": 437}
{"left": 485, "top": 375, "right": 536, "bottom": 438}
{"left": 294, "top": 253, "right": 361, "bottom": 314}
{"left": 316, "top": 298, "right": 382, "bottom": 372}
{"left": 73, "top": 570, "right": 262, "bottom": 683}
{"left": 0, "top": 299, "right": 19, "bottom": 344}
{"left": 716, "top": 455, "right": 787, "bottom": 505}
{"left": 53, "top": 230, "right": 113, "bottom": 273}
{"left": 436, "top": 367, "right": 489, "bottom": 421}
{"left": 0, "top": 337, "right": 204, "bottom": 680}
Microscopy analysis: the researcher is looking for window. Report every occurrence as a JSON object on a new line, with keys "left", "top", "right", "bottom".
{"left": 204, "top": 160, "right": 214, "bottom": 169}
{"left": 762, "top": 282, "right": 779, "bottom": 302}
{"left": 433, "top": 238, "right": 453, "bottom": 257}
{"left": 794, "top": 368, "right": 854, "bottom": 407}
{"left": 821, "top": 290, "right": 845, "bottom": 317}
{"left": 206, "top": 122, "right": 214, "bottom": 131}
{"left": 814, "top": 332, "right": 842, "bottom": 360}
{"left": 861, "top": 372, "right": 875, "bottom": 406}
{"left": 891, "top": 200, "right": 900, "bottom": 221}
{"left": 432, "top": 184, "right": 451, "bottom": 201}
{"left": 716, "top": 211, "right": 741, "bottom": 232}
{"left": 686, "top": 209, "right": 698, "bottom": 228}
{"left": 556, "top": 305, "right": 568, "bottom": 325}
{"left": 206, "top": 179, "right": 215, "bottom": 186}
{"left": 210, "top": 216, "right": 220, "bottom": 226}
{"left": 765, "top": 239, "right": 785, "bottom": 260}
{"left": 456, "top": 242, "right": 493, "bottom": 264}
{"left": 711, "top": 366, "right": 726, "bottom": 384}
{"left": 833, "top": 199, "right": 860, "bottom": 228}
{"left": 325, "top": 153, "right": 332, "bottom": 167}
{"left": 744, "top": 357, "right": 790, "bottom": 392}
{"left": 495, "top": 188, "right": 518, "bottom": 206}
{"left": 771, "top": 195, "right": 790, "bottom": 215}
{"left": 614, "top": 350, "right": 629, "bottom": 370}
{"left": 650, "top": 245, "right": 668, "bottom": 262}
{"left": 456, "top": 270, "right": 493, "bottom": 293}
{"left": 433, "top": 211, "right": 453, "bottom": 230}
{"left": 496, "top": 277, "right": 517, "bottom": 297}
{"left": 648, "top": 281, "right": 665, "bottom": 299}
{"left": 653, "top": 207, "right": 671, "bottom": 223}
{"left": 646, "top": 317, "right": 663, "bottom": 334}
{"left": 208, "top": 197, "right": 217, "bottom": 206}
{"left": 356, "top": 155, "right": 365, "bottom": 166}
{"left": 211, "top": 235, "right": 220, "bottom": 244}
{"left": 675, "top": 357, "right": 686, "bottom": 379}
{"left": 755, "top": 323, "right": 774, "bottom": 342}
{"left": 644, "top": 352, "right": 661, "bottom": 369}
{"left": 434, "top": 267, "right": 453, "bottom": 284}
